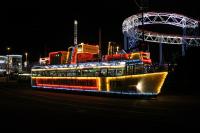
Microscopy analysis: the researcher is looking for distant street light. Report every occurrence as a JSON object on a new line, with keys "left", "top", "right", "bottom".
{"left": 117, "top": 46, "right": 119, "bottom": 52}
{"left": 115, "top": 46, "right": 119, "bottom": 54}
{"left": 7, "top": 47, "right": 10, "bottom": 52}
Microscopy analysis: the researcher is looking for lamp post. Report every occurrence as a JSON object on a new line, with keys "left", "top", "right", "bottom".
{"left": 7, "top": 47, "right": 11, "bottom": 73}
{"left": 25, "top": 52, "right": 28, "bottom": 72}
{"left": 6, "top": 47, "right": 11, "bottom": 80}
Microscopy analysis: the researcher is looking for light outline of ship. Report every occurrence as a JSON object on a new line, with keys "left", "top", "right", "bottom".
{"left": 31, "top": 46, "right": 168, "bottom": 97}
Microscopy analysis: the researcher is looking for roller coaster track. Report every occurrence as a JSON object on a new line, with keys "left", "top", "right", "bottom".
{"left": 122, "top": 12, "right": 200, "bottom": 49}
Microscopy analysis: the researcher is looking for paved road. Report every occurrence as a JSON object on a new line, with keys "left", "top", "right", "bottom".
{"left": 0, "top": 81, "right": 199, "bottom": 131}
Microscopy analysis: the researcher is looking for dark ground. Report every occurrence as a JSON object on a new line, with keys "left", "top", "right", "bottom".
{"left": 0, "top": 77, "right": 200, "bottom": 132}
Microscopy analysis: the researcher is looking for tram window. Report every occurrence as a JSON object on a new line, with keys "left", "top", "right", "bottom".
{"left": 31, "top": 71, "right": 37, "bottom": 77}
{"left": 61, "top": 71, "right": 66, "bottom": 77}
{"left": 44, "top": 71, "right": 49, "bottom": 77}
{"left": 64, "top": 71, "right": 67, "bottom": 77}
{"left": 126, "top": 65, "right": 135, "bottom": 75}
{"left": 81, "top": 69, "right": 87, "bottom": 77}
{"left": 67, "top": 72, "right": 71, "bottom": 76}
{"left": 100, "top": 69, "right": 107, "bottom": 76}
{"left": 116, "top": 69, "right": 123, "bottom": 76}
{"left": 57, "top": 71, "right": 61, "bottom": 77}
{"left": 34, "top": 71, "right": 38, "bottom": 76}
{"left": 57, "top": 71, "right": 65, "bottom": 77}
{"left": 90, "top": 69, "right": 97, "bottom": 76}
{"left": 108, "top": 69, "right": 116, "bottom": 76}
{"left": 35, "top": 71, "right": 39, "bottom": 77}
{"left": 76, "top": 70, "right": 81, "bottom": 76}
{"left": 94, "top": 70, "right": 100, "bottom": 76}
{"left": 67, "top": 70, "right": 76, "bottom": 76}
{"left": 37, "top": 71, "right": 42, "bottom": 77}
{"left": 135, "top": 64, "right": 144, "bottom": 74}
{"left": 31, "top": 71, "right": 34, "bottom": 77}
{"left": 49, "top": 70, "right": 57, "bottom": 77}
{"left": 49, "top": 71, "right": 52, "bottom": 76}
{"left": 40, "top": 71, "right": 44, "bottom": 76}
{"left": 39, "top": 71, "right": 42, "bottom": 76}
{"left": 82, "top": 69, "right": 96, "bottom": 77}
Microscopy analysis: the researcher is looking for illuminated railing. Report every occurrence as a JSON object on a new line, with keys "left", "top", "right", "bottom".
{"left": 32, "top": 61, "right": 126, "bottom": 71}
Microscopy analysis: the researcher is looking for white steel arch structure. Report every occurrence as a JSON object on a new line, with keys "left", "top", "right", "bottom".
{"left": 122, "top": 12, "right": 200, "bottom": 50}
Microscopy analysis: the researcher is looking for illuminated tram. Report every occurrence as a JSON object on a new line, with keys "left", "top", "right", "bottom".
{"left": 0, "top": 55, "right": 22, "bottom": 76}
{"left": 31, "top": 43, "right": 167, "bottom": 96}
{"left": 0, "top": 56, "right": 7, "bottom": 76}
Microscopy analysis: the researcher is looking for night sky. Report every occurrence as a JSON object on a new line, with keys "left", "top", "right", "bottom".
{"left": 0, "top": 0, "right": 199, "bottom": 62}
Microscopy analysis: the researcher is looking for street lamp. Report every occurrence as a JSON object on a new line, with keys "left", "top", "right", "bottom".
{"left": 25, "top": 52, "right": 28, "bottom": 72}
{"left": 6, "top": 47, "right": 11, "bottom": 79}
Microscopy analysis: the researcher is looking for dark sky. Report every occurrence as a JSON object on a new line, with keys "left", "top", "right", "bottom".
{"left": 0, "top": 0, "right": 199, "bottom": 62}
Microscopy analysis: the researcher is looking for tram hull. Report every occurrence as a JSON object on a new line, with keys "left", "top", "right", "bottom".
{"left": 31, "top": 72, "right": 167, "bottom": 96}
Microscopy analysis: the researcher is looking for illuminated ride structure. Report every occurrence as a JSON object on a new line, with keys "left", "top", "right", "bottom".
{"left": 31, "top": 42, "right": 167, "bottom": 96}
{"left": 123, "top": 12, "right": 200, "bottom": 64}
